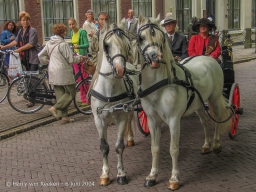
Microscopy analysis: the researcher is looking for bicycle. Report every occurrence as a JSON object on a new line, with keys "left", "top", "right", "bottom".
{"left": 7, "top": 57, "right": 93, "bottom": 115}
{"left": 0, "top": 50, "right": 12, "bottom": 103}
{"left": 73, "top": 53, "right": 93, "bottom": 115}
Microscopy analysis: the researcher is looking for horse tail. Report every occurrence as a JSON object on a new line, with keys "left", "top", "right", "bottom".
{"left": 208, "top": 95, "right": 232, "bottom": 134}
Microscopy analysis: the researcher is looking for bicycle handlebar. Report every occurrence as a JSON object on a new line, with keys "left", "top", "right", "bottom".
{"left": 0, "top": 50, "right": 14, "bottom": 55}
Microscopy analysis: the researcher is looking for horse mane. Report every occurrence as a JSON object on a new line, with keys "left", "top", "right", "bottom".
{"left": 88, "top": 23, "right": 132, "bottom": 95}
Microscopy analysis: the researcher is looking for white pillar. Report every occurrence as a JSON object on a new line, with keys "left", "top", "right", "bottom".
{"left": 240, "top": 0, "right": 252, "bottom": 29}
{"left": 116, "top": 0, "right": 121, "bottom": 24}
{"left": 163, "top": 0, "right": 173, "bottom": 17}
{"left": 152, "top": 0, "right": 156, "bottom": 18}
{"left": 215, "top": 0, "right": 228, "bottom": 30}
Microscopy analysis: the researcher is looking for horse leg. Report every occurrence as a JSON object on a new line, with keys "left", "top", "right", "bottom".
{"left": 116, "top": 120, "right": 128, "bottom": 185}
{"left": 96, "top": 121, "right": 111, "bottom": 186}
{"left": 126, "top": 113, "right": 135, "bottom": 147}
{"left": 168, "top": 118, "right": 180, "bottom": 190}
{"left": 195, "top": 105, "right": 212, "bottom": 154}
{"left": 144, "top": 117, "right": 161, "bottom": 187}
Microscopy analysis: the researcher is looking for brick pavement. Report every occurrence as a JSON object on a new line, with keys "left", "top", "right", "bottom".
{"left": 0, "top": 58, "right": 255, "bottom": 191}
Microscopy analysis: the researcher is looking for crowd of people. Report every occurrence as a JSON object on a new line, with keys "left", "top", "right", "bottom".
{"left": 0, "top": 9, "right": 222, "bottom": 123}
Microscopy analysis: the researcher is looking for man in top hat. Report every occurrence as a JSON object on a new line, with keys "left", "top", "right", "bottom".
{"left": 188, "top": 18, "right": 221, "bottom": 60}
{"left": 162, "top": 15, "right": 188, "bottom": 61}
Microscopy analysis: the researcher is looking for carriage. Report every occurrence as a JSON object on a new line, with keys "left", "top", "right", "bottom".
{"left": 135, "top": 33, "right": 243, "bottom": 139}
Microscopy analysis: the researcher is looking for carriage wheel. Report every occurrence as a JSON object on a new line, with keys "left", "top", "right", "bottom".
{"left": 228, "top": 83, "right": 242, "bottom": 139}
{"left": 135, "top": 104, "right": 150, "bottom": 136}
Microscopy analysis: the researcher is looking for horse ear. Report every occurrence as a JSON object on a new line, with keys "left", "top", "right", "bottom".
{"left": 155, "top": 14, "right": 161, "bottom": 23}
{"left": 118, "top": 18, "right": 126, "bottom": 30}
{"left": 138, "top": 14, "right": 145, "bottom": 25}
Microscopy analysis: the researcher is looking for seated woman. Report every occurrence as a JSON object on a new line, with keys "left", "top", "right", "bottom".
{"left": 188, "top": 18, "right": 221, "bottom": 61}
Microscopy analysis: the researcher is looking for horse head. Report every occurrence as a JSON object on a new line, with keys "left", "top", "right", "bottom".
{"left": 101, "top": 23, "right": 131, "bottom": 78}
{"left": 137, "top": 14, "right": 166, "bottom": 68}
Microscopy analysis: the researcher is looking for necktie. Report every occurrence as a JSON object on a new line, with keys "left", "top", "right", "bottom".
{"left": 169, "top": 35, "right": 173, "bottom": 43}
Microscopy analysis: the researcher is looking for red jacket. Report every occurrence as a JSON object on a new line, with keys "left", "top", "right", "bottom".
{"left": 188, "top": 34, "right": 221, "bottom": 60}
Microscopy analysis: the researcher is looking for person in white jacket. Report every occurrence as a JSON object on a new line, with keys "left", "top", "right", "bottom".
{"left": 38, "top": 23, "right": 87, "bottom": 124}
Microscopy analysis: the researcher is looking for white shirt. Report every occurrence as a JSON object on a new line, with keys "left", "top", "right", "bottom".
{"left": 167, "top": 33, "right": 175, "bottom": 42}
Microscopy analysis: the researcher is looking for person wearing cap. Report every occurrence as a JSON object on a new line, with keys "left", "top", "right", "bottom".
{"left": 188, "top": 18, "right": 221, "bottom": 60}
{"left": 162, "top": 15, "right": 188, "bottom": 62}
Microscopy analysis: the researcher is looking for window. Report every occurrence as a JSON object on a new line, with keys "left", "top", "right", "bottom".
{"left": 227, "top": 0, "right": 240, "bottom": 29}
{"left": 176, "top": 0, "right": 191, "bottom": 33}
{"left": 252, "top": 0, "right": 256, "bottom": 28}
{"left": 93, "top": 0, "right": 117, "bottom": 24}
{"left": 0, "top": 0, "right": 19, "bottom": 33}
{"left": 206, "top": 0, "right": 215, "bottom": 22}
{"left": 133, "top": 0, "right": 152, "bottom": 18}
{"left": 42, "top": 0, "right": 74, "bottom": 40}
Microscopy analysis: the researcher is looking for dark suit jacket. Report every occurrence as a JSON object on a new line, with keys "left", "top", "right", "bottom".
{"left": 165, "top": 32, "right": 188, "bottom": 60}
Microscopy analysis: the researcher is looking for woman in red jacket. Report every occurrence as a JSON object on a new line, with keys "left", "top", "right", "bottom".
{"left": 188, "top": 18, "right": 221, "bottom": 61}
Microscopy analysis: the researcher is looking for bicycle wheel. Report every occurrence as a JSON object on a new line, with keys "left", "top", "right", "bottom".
{"left": 7, "top": 76, "right": 45, "bottom": 114}
{"left": 74, "top": 78, "right": 92, "bottom": 115}
{"left": 0, "top": 72, "right": 9, "bottom": 103}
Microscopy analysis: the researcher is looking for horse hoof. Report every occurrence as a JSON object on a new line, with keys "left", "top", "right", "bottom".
{"left": 213, "top": 146, "right": 222, "bottom": 154}
{"left": 100, "top": 177, "right": 110, "bottom": 186}
{"left": 168, "top": 181, "right": 179, "bottom": 190}
{"left": 201, "top": 147, "right": 211, "bottom": 154}
{"left": 117, "top": 176, "right": 128, "bottom": 185}
{"left": 144, "top": 179, "right": 156, "bottom": 187}
{"left": 127, "top": 140, "right": 135, "bottom": 147}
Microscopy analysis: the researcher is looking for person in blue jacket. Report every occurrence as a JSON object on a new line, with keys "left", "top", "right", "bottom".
{"left": 0, "top": 20, "right": 16, "bottom": 67}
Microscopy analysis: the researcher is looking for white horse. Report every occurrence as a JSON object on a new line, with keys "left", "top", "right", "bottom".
{"left": 134, "top": 15, "right": 233, "bottom": 190}
{"left": 89, "top": 23, "right": 138, "bottom": 185}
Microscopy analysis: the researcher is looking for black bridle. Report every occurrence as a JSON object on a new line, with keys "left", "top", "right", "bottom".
{"left": 100, "top": 24, "right": 130, "bottom": 77}
{"left": 137, "top": 20, "right": 166, "bottom": 65}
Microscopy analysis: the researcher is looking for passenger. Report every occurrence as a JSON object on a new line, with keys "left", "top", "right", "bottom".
{"left": 38, "top": 23, "right": 87, "bottom": 124}
{"left": 188, "top": 18, "right": 221, "bottom": 61}
{"left": 68, "top": 17, "right": 89, "bottom": 106}
{"left": 0, "top": 20, "right": 16, "bottom": 67}
{"left": 162, "top": 15, "right": 188, "bottom": 62}
{"left": 0, "top": 11, "right": 41, "bottom": 71}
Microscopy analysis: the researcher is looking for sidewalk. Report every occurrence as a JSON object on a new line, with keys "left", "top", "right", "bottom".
{"left": 0, "top": 45, "right": 255, "bottom": 140}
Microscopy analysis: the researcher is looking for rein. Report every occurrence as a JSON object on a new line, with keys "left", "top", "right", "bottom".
{"left": 137, "top": 21, "right": 233, "bottom": 123}
{"left": 90, "top": 25, "right": 137, "bottom": 109}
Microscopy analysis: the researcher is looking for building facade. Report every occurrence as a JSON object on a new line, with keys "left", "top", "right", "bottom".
{"left": 0, "top": 0, "right": 255, "bottom": 44}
